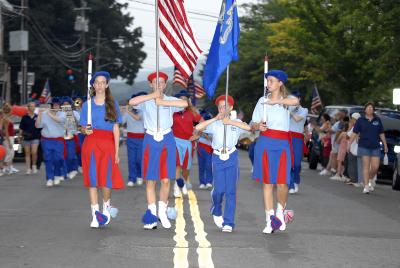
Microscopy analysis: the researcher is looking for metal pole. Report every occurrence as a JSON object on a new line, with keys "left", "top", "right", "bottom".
{"left": 155, "top": 0, "right": 160, "bottom": 132}
{"left": 222, "top": 65, "right": 229, "bottom": 153}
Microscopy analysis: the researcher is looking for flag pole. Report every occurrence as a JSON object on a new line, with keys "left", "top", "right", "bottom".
{"left": 87, "top": 53, "right": 93, "bottom": 130}
{"left": 154, "top": 0, "right": 162, "bottom": 141}
{"left": 222, "top": 64, "right": 230, "bottom": 156}
{"left": 263, "top": 54, "right": 268, "bottom": 123}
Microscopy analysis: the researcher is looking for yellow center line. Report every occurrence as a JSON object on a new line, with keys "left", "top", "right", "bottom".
{"left": 188, "top": 190, "right": 215, "bottom": 268}
{"left": 173, "top": 196, "right": 189, "bottom": 268}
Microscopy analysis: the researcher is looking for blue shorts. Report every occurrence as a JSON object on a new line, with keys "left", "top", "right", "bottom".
{"left": 23, "top": 139, "right": 40, "bottom": 146}
{"left": 357, "top": 146, "right": 380, "bottom": 157}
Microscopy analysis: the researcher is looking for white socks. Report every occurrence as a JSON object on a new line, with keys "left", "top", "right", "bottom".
{"left": 158, "top": 201, "right": 171, "bottom": 229}
{"left": 263, "top": 209, "right": 275, "bottom": 234}
{"left": 148, "top": 203, "right": 157, "bottom": 216}
{"left": 276, "top": 203, "right": 286, "bottom": 231}
{"left": 103, "top": 199, "right": 111, "bottom": 225}
{"left": 90, "top": 204, "right": 100, "bottom": 228}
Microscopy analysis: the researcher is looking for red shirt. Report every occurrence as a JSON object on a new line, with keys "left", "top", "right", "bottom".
{"left": 8, "top": 120, "right": 14, "bottom": 136}
{"left": 173, "top": 109, "right": 202, "bottom": 140}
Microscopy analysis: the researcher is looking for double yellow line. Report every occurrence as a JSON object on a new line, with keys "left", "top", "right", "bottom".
{"left": 173, "top": 190, "right": 214, "bottom": 268}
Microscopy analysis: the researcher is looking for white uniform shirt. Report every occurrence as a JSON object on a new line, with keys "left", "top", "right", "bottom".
{"left": 37, "top": 111, "right": 66, "bottom": 138}
{"left": 204, "top": 119, "right": 247, "bottom": 150}
{"left": 289, "top": 106, "right": 308, "bottom": 133}
{"left": 122, "top": 110, "right": 145, "bottom": 133}
{"left": 198, "top": 133, "right": 212, "bottom": 146}
{"left": 252, "top": 95, "right": 294, "bottom": 132}
{"left": 136, "top": 95, "right": 184, "bottom": 131}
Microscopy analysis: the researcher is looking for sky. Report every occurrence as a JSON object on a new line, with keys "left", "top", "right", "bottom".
{"left": 118, "top": 0, "right": 258, "bottom": 76}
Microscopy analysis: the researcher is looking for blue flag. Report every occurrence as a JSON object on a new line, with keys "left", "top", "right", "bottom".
{"left": 203, "top": 0, "right": 240, "bottom": 98}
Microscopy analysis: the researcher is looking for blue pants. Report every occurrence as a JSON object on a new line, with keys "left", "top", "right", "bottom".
{"left": 197, "top": 146, "right": 213, "bottom": 185}
{"left": 77, "top": 133, "right": 85, "bottom": 167}
{"left": 248, "top": 141, "right": 256, "bottom": 166}
{"left": 127, "top": 137, "right": 143, "bottom": 183}
{"left": 211, "top": 151, "right": 239, "bottom": 228}
{"left": 41, "top": 139, "right": 65, "bottom": 181}
{"left": 290, "top": 137, "right": 303, "bottom": 189}
{"left": 65, "top": 139, "right": 78, "bottom": 174}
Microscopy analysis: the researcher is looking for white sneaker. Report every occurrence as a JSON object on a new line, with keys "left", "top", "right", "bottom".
{"left": 158, "top": 201, "right": 171, "bottom": 229}
{"left": 26, "top": 169, "right": 32, "bottom": 175}
{"left": 368, "top": 181, "right": 375, "bottom": 191}
{"left": 143, "top": 222, "right": 157, "bottom": 230}
{"left": 289, "top": 188, "right": 296, "bottom": 194}
{"left": 294, "top": 183, "right": 299, "bottom": 193}
{"left": 206, "top": 183, "right": 213, "bottom": 189}
{"left": 276, "top": 209, "right": 286, "bottom": 231}
{"left": 222, "top": 225, "right": 233, "bottom": 233}
{"left": 182, "top": 184, "right": 188, "bottom": 195}
{"left": 127, "top": 181, "right": 135, "bottom": 187}
{"left": 31, "top": 166, "right": 37, "bottom": 174}
{"left": 363, "top": 186, "right": 370, "bottom": 194}
{"left": 353, "top": 183, "right": 363, "bottom": 188}
{"left": 330, "top": 168, "right": 337, "bottom": 174}
{"left": 199, "top": 184, "right": 206, "bottom": 189}
{"left": 263, "top": 221, "right": 273, "bottom": 234}
{"left": 54, "top": 177, "right": 61, "bottom": 185}
{"left": 78, "top": 166, "right": 83, "bottom": 174}
{"left": 213, "top": 215, "right": 223, "bottom": 229}
{"left": 0, "top": 172, "right": 4, "bottom": 177}
{"left": 174, "top": 183, "right": 182, "bottom": 198}
{"left": 90, "top": 218, "right": 99, "bottom": 228}
{"left": 319, "top": 169, "right": 329, "bottom": 176}
{"left": 342, "top": 176, "right": 351, "bottom": 183}
{"left": 67, "top": 170, "right": 78, "bottom": 179}
{"left": 330, "top": 175, "right": 342, "bottom": 181}
{"left": 103, "top": 207, "right": 111, "bottom": 225}
{"left": 137, "top": 177, "right": 143, "bottom": 186}
{"left": 46, "top": 180, "right": 54, "bottom": 187}
{"left": 11, "top": 167, "right": 19, "bottom": 173}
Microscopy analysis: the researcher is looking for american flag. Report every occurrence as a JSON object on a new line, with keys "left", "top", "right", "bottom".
{"left": 158, "top": 0, "right": 202, "bottom": 79}
{"left": 193, "top": 81, "right": 206, "bottom": 99}
{"left": 39, "top": 79, "right": 52, "bottom": 104}
{"left": 173, "top": 67, "right": 188, "bottom": 88}
{"left": 311, "top": 85, "right": 322, "bottom": 114}
{"left": 186, "top": 75, "right": 206, "bottom": 100}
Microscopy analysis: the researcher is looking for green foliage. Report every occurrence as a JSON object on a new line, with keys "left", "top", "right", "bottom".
{"left": 223, "top": 0, "right": 400, "bottom": 120}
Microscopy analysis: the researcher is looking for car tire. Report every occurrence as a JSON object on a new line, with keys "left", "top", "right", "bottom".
{"left": 392, "top": 166, "right": 400, "bottom": 191}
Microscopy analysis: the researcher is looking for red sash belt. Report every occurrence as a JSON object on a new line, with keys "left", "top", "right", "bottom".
{"left": 261, "top": 129, "right": 294, "bottom": 168}
{"left": 127, "top": 132, "right": 145, "bottom": 139}
{"left": 73, "top": 134, "right": 81, "bottom": 153}
{"left": 290, "top": 131, "right": 304, "bottom": 139}
{"left": 42, "top": 136, "right": 67, "bottom": 159}
{"left": 198, "top": 142, "right": 213, "bottom": 154}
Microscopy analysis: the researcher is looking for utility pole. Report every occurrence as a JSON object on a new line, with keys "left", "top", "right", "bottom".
{"left": 95, "top": 28, "right": 101, "bottom": 69}
{"left": 74, "top": 0, "right": 90, "bottom": 90}
{"left": 20, "top": 0, "right": 28, "bottom": 104}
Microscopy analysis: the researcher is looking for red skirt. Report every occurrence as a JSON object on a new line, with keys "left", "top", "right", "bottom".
{"left": 82, "top": 129, "right": 124, "bottom": 189}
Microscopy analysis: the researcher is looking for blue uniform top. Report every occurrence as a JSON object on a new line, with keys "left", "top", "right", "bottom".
{"left": 289, "top": 106, "right": 308, "bottom": 133}
{"left": 37, "top": 111, "right": 66, "bottom": 138}
{"left": 353, "top": 115, "right": 384, "bottom": 149}
{"left": 204, "top": 119, "right": 247, "bottom": 150}
{"left": 80, "top": 99, "right": 122, "bottom": 131}
{"left": 122, "top": 110, "right": 145, "bottom": 133}
{"left": 136, "top": 95, "right": 184, "bottom": 131}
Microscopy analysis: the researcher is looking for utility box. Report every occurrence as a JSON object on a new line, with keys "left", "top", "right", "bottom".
{"left": 9, "top": 30, "right": 29, "bottom": 51}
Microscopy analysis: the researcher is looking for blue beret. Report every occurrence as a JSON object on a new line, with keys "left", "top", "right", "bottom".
{"left": 265, "top": 70, "right": 288, "bottom": 84}
{"left": 61, "top": 96, "right": 72, "bottom": 104}
{"left": 291, "top": 91, "right": 302, "bottom": 98}
{"left": 51, "top": 97, "right": 60, "bottom": 104}
{"left": 90, "top": 71, "right": 111, "bottom": 86}
{"left": 175, "top": 90, "right": 190, "bottom": 98}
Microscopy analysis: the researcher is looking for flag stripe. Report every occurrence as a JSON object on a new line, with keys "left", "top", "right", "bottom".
{"left": 158, "top": 0, "right": 202, "bottom": 79}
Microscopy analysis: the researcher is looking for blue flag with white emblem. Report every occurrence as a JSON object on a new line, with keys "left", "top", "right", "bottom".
{"left": 203, "top": 0, "right": 240, "bottom": 98}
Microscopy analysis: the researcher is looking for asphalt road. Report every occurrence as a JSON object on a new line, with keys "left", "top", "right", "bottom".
{"left": 1, "top": 146, "right": 399, "bottom": 268}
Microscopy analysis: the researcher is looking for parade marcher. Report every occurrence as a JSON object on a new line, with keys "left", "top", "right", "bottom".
{"left": 172, "top": 90, "right": 202, "bottom": 197}
{"left": 35, "top": 97, "right": 67, "bottom": 187}
{"left": 251, "top": 70, "right": 299, "bottom": 234}
{"left": 61, "top": 96, "right": 79, "bottom": 180}
{"left": 129, "top": 71, "right": 187, "bottom": 230}
{"left": 19, "top": 102, "right": 41, "bottom": 174}
{"left": 80, "top": 71, "right": 124, "bottom": 228}
{"left": 288, "top": 91, "right": 308, "bottom": 194}
{"left": 123, "top": 92, "right": 146, "bottom": 187}
{"left": 348, "top": 102, "right": 388, "bottom": 194}
{"left": 197, "top": 110, "right": 213, "bottom": 189}
{"left": 195, "top": 95, "right": 250, "bottom": 233}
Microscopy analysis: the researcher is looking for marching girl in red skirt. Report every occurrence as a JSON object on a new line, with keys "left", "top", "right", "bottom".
{"left": 80, "top": 71, "right": 124, "bottom": 228}
{"left": 251, "top": 70, "right": 299, "bottom": 234}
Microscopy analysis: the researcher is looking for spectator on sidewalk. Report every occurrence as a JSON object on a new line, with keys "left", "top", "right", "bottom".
{"left": 1, "top": 104, "right": 18, "bottom": 174}
{"left": 348, "top": 102, "right": 388, "bottom": 194}
{"left": 19, "top": 102, "right": 41, "bottom": 174}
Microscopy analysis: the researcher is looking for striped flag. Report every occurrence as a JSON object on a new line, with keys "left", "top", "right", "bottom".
{"left": 311, "top": 85, "right": 322, "bottom": 114}
{"left": 39, "top": 79, "right": 52, "bottom": 104}
{"left": 173, "top": 67, "right": 188, "bottom": 88}
{"left": 193, "top": 81, "right": 206, "bottom": 99}
{"left": 158, "top": 0, "right": 202, "bottom": 79}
